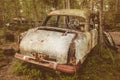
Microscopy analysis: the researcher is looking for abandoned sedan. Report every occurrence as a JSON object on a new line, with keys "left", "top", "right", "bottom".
{"left": 15, "top": 9, "right": 98, "bottom": 73}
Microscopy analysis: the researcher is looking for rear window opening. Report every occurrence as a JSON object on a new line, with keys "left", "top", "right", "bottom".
{"left": 37, "top": 27, "right": 79, "bottom": 34}
{"left": 42, "top": 15, "right": 86, "bottom": 31}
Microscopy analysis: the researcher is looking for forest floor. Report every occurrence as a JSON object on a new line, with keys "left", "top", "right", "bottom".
{"left": 0, "top": 31, "right": 120, "bottom": 80}
{"left": 0, "top": 56, "right": 23, "bottom": 80}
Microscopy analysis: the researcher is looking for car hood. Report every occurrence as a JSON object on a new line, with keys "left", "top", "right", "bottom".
{"left": 20, "top": 27, "right": 77, "bottom": 64}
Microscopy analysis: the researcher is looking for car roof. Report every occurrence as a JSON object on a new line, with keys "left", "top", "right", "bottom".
{"left": 48, "top": 9, "right": 95, "bottom": 19}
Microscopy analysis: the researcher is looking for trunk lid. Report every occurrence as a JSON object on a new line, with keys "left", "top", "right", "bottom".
{"left": 20, "top": 28, "right": 76, "bottom": 64}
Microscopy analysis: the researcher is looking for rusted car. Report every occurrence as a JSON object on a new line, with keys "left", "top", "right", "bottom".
{"left": 15, "top": 9, "right": 99, "bottom": 73}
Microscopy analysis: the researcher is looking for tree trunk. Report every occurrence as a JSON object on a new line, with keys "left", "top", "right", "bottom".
{"left": 70, "top": 0, "right": 73, "bottom": 8}
{"left": 115, "top": 0, "right": 119, "bottom": 13}
{"left": 63, "top": 0, "right": 71, "bottom": 9}
{"left": 67, "top": 0, "right": 70, "bottom": 9}
{"left": 90, "top": 0, "right": 94, "bottom": 10}
{"left": 32, "top": 0, "right": 39, "bottom": 27}
{"left": 63, "top": 0, "right": 66, "bottom": 9}
{"left": 24, "top": 0, "right": 30, "bottom": 19}
{"left": 53, "top": 0, "right": 58, "bottom": 9}
{"left": 99, "top": 0, "right": 104, "bottom": 53}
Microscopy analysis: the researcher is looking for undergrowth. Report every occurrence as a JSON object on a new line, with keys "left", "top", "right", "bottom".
{"left": 12, "top": 45, "right": 120, "bottom": 80}
{"left": 12, "top": 60, "right": 42, "bottom": 80}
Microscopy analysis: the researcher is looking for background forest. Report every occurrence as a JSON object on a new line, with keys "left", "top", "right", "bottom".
{"left": 0, "top": 0, "right": 120, "bottom": 28}
{"left": 0, "top": 0, "right": 120, "bottom": 80}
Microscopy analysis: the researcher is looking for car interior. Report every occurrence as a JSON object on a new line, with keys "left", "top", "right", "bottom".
{"left": 42, "top": 15, "right": 86, "bottom": 31}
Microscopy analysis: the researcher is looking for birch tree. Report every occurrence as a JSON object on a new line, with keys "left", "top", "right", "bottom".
{"left": 99, "top": 0, "right": 104, "bottom": 52}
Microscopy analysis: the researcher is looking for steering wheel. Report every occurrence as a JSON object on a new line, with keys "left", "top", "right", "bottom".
{"left": 68, "top": 19, "right": 80, "bottom": 29}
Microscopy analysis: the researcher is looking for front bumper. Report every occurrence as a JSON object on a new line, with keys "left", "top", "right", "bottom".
{"left": 14, "top": 53, "right": 80, "bottom": 73}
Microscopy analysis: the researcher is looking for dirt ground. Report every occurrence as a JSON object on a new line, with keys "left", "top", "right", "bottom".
{"left": 0, "top": 56, "right": 24, "bottom": 80}
{"left": 0, "top": 31, "right": 120, "bottom": 80}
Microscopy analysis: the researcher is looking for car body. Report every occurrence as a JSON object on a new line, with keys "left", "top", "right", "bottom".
{"left": 15, "top": 9, "right": 99, "bottom": 73}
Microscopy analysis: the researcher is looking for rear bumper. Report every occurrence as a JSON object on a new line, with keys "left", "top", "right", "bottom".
{"left": 14, "top": 53, "right": 80, "bottom": 73}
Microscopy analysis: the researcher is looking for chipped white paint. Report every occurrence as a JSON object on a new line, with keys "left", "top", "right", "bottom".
{"left": 75, "top": 29, "right": 98, "bottom": 64}
{"left": 20, "top": 28, "right": 98, "bottom": 64}
{"left": 20, "top": 29, "right": 76, "bottom": 64}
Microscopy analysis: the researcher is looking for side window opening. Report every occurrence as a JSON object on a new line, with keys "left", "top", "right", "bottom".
{"left": 67, "top": 16, "right": 86, "bottom": 31}
{"left": 89, "top": 14, "right": 97, "bottom": 30}
{"left": 45, "top": 16, "right": 58, "bottom": 27}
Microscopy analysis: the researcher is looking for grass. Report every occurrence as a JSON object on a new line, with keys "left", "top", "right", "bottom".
{"left": 12, "top": 45, "right": 120, "bottom": 80}
{"left": 12, "top": 60, "right": 42, "bottom": 80}
{"left": 78, "top": 46, "right": 119, "bottom": 80}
